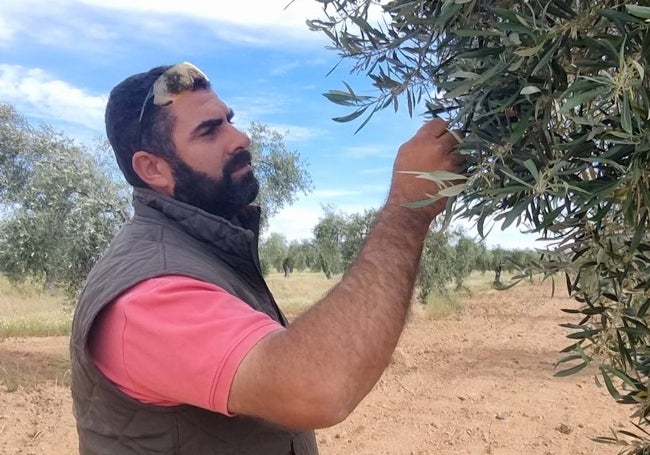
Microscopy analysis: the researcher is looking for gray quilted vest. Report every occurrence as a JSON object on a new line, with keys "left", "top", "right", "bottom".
{"left": 70, "top": 188, "right": 318, "bottom": 455}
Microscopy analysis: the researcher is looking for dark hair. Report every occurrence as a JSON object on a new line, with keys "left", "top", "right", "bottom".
{"left": 104, "top": 65, "right": 211, "bottom": 187}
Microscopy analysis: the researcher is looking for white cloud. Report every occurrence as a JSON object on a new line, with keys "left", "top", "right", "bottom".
{"left": 0, "top": 1, "right": 122, "bottom": 53}
{"left": 270, "top": 61, "right": 303, "bottom": 77}
{"left": 359, "top": 166, "right": 391, "bottom": 175}
{"left": 0, "top": 0, "right": 329, "bottom": 49}
{"left": 269, "top": 57, "right": 329, "bottom": 76}
{"left": 229, "top": 94, "right": 289, "bottom": 124}
{"left": 343, "top": 144, "right": 393, "bottom": 159}
{"left": 267, "top": 191, "right": 381, "bottom": 240}
{"left": 268, "top": 191, "right": 545, "bottom": 250}
{"left": 0, "top": 14, "right": 18, "bottom": 45}
{"left": 313, "top": 189, "right": 361, "bottom": 198}
{"left": 266, "top": 202, "right": 322, "bottom": 241}
{"left": 0, "top": 64, "right": 106, "bottom": 132}
{"left": 268, "top": 123, "right": 325, "bottom": 143}
{"left": 269, "top": 205, "right": 545, "bottom": 248}
{"left": 80, "top": 0, "right": 324, "bottom": 31}
{"left": 482, "top": 227, "right": 548, "bottom": 250}
{"left": 453, "top": 218, "right": 550, "bottom": 251}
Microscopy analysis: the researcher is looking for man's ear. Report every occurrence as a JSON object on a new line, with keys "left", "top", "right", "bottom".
{"left": 132, "top": 151, "right": 175, "bottom": 196}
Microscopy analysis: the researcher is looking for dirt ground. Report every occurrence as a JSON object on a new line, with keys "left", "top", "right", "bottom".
{"left": 0, "top": 280, "right": 635, "bottom": 454}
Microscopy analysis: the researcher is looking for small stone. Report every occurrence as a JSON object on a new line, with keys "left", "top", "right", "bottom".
{"left": 556, "top": 423, "right": 572, "bottom": 435}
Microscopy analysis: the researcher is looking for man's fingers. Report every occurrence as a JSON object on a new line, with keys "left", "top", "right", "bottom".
{"left": 436, "top": 129, "right": 461, "bottom": 151}
{"left": 416, "top": 118, "right": 448, "bottom": 138}
{"left": 451, "top": 152, "right": 467, "bottom": 170}
{"left": 445, "top": 128, "right": 463, "bottom": 144}
{"left": 416, "top": 121, "right": 464, "bottom": 152}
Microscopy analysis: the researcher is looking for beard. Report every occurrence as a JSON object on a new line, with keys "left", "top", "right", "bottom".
{"left": 170, "top": 149, "right": 259, "bottom": 220}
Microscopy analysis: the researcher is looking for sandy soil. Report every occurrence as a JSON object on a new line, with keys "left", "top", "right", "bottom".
{"left": 0, "top": 280, "right": 635, "bottom": 454}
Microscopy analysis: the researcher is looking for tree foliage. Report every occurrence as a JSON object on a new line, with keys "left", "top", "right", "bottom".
{"left": 270, "top": 202, "right": 529, "bottom": 300}
{"left": 288, "top": 239, "right": 322, "bottom": 273}
{"left": 248, "top": 121, "right": 312, "bottom": 229}
{"left": 311, "top": 206, "right": 378, "bottom": 278}
{"left": 260, "top": 232, "right": 290, "bottom": 275}
{"left": 0, "top": 104, "right": 129, "bottom": 297}
{"left": 0, "top": 107, "right": 313, "bottom": 297}
{"left": 312, "top": 206, "right": 346, "bottom": 279}
{"left": 417, "top": 227, "right": 455, "bottom": 303}
{"left": 309, "top": 0, "right": 650, "bottom": 448}
{"left": 340, "top": 208, "right": 377, "bottom": 270}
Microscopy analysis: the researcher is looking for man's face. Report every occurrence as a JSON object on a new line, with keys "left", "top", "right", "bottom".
{"left": 166, "top": 89, "right": 259, "bottom": 219}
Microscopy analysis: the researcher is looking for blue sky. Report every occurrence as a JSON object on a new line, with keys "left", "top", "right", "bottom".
{"left": 0, "top": 0, "right": 542, "bottom": 249}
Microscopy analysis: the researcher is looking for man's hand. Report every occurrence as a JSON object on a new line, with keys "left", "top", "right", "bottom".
{"left": 388, "top": 118, "right": 465, "bottom": 220}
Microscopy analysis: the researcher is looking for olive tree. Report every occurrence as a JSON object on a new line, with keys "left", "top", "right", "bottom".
{"left": 248, "top": 121, "right": 312, "bottom": 230}
{"left": 312, "top": 207, "right": 378, "bottom": 278}
{"left": 0, "top": 104, "right": 129, "bottom": 297}
{"left": 288, "top": 239, "right": 322, "bottom": 273}
{"left": 416, "top": 227, "right": 455, "bottom": 303}
{"left": 308, "top": 1, "right": 650, "bottom": 450}
{"left": 312, "top": 206, "right": 346, "bottom": 279}
{"left": 259, "top": 232, "right": 290, "bottom": 275}
{"left": 340, "top": 208, "right": 377, "bottom": 270}
{"left": 0, "top": 107, "right": 313, "bottom": 298}
{"left": 450, "top": 231, "right": 484, "bottom": 291}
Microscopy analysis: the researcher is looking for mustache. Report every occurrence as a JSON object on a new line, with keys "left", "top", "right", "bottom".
{"left": 223, "top": 149, "right": 252, "bottom": 175}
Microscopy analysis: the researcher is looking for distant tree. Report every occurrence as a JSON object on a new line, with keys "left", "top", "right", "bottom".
{"left": 340, "top": 208, "right": 376, "bottom": 270}
{"left": 248, "top": 121, "right": 312, "bottom": 230}
{"left": 451, "top": 231, "right": 481, "bottom": 291}
{"left": 473, "top": 242, "right": 491, "bottom": 275}
{"left": 486, "top": 247, "right": 507, "bottom": 287}
{"left": 259, "top": 232, "right": 290, "bottom": 275}
{"left": 287, "top": 239, "right": 321, "bottom": 273}
{"left": 506, "top": 249, "right": 540, "bottom": 283}
{"left": 312, "top": 206, "right": 345, "bottom": 279}
{"left": 416, "top": 227, "right": 454, "bottom": 304}
{"left": 312, "top": 207, "right": 378, "bottom": 278}
{"left": 0, "top": 104, "right": 129, "bottom": 297}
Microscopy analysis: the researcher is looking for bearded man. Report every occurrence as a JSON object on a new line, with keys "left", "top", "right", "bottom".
{"left": 70, "top": 62, "right": 464, "bottom": 454}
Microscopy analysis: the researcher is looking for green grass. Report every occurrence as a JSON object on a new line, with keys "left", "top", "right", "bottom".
{"left": 265, "top": 271, "right": 340, "bottom": 315}
{"left": 0, "top": 276, "right": 72, "bottom": 339}
{"left": 420, "top": 271, "right": 521, "bottom": 319}
{"left": 0, "top": 270, "right": 488, "bottom": 339}
{"left": 0, "top": 272, "right": 343, "bottom": 338}
{"left": 423, "top": 293, "right": 463, "bottom": 319}
{"left": 268, "top": 271, "right": 503, "bottom": 319}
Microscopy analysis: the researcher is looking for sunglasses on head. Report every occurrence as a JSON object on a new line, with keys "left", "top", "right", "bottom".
{"left": 137, "top": 62, "right": 210, "bottom": 124}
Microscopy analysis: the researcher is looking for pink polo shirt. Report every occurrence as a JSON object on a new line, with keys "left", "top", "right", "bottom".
{"left": 88, "top": 275, "right": 283, "bottom": 415}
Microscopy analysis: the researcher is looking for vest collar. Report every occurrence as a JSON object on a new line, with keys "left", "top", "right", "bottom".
{"left": 132, "top": 188, "right": 262, "bottom": 251}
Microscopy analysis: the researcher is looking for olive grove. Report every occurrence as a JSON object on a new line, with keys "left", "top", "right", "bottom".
{"left": 0, "top": 105, "right": 311, "bottom": 298}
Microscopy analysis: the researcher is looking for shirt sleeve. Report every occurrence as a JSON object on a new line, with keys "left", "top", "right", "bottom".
{"left": 88, "top": 275, "right": 284, "bottom": 415}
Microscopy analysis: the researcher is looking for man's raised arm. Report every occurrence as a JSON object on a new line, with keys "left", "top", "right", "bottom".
{"left": 229, "top": 118, "right": 465, "bottom": 429}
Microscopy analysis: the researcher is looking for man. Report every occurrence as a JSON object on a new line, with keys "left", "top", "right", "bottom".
{"left": 70, "top": 62, "right": 464, "bottom": 454}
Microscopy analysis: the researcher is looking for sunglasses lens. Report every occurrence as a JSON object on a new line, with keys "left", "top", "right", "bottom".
{"left": 137, "top": 62, "right": 209, "bottom": 147}
{"left": 151, "top": 63, "right": 209, "bottom": 107}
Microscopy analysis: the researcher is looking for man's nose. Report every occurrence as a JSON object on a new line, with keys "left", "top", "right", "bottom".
{"left": 230, "top": 124, "right": 251, "bottom": 150}
{"left": 240, "top": 130, "right": 251, "bottom": 150}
